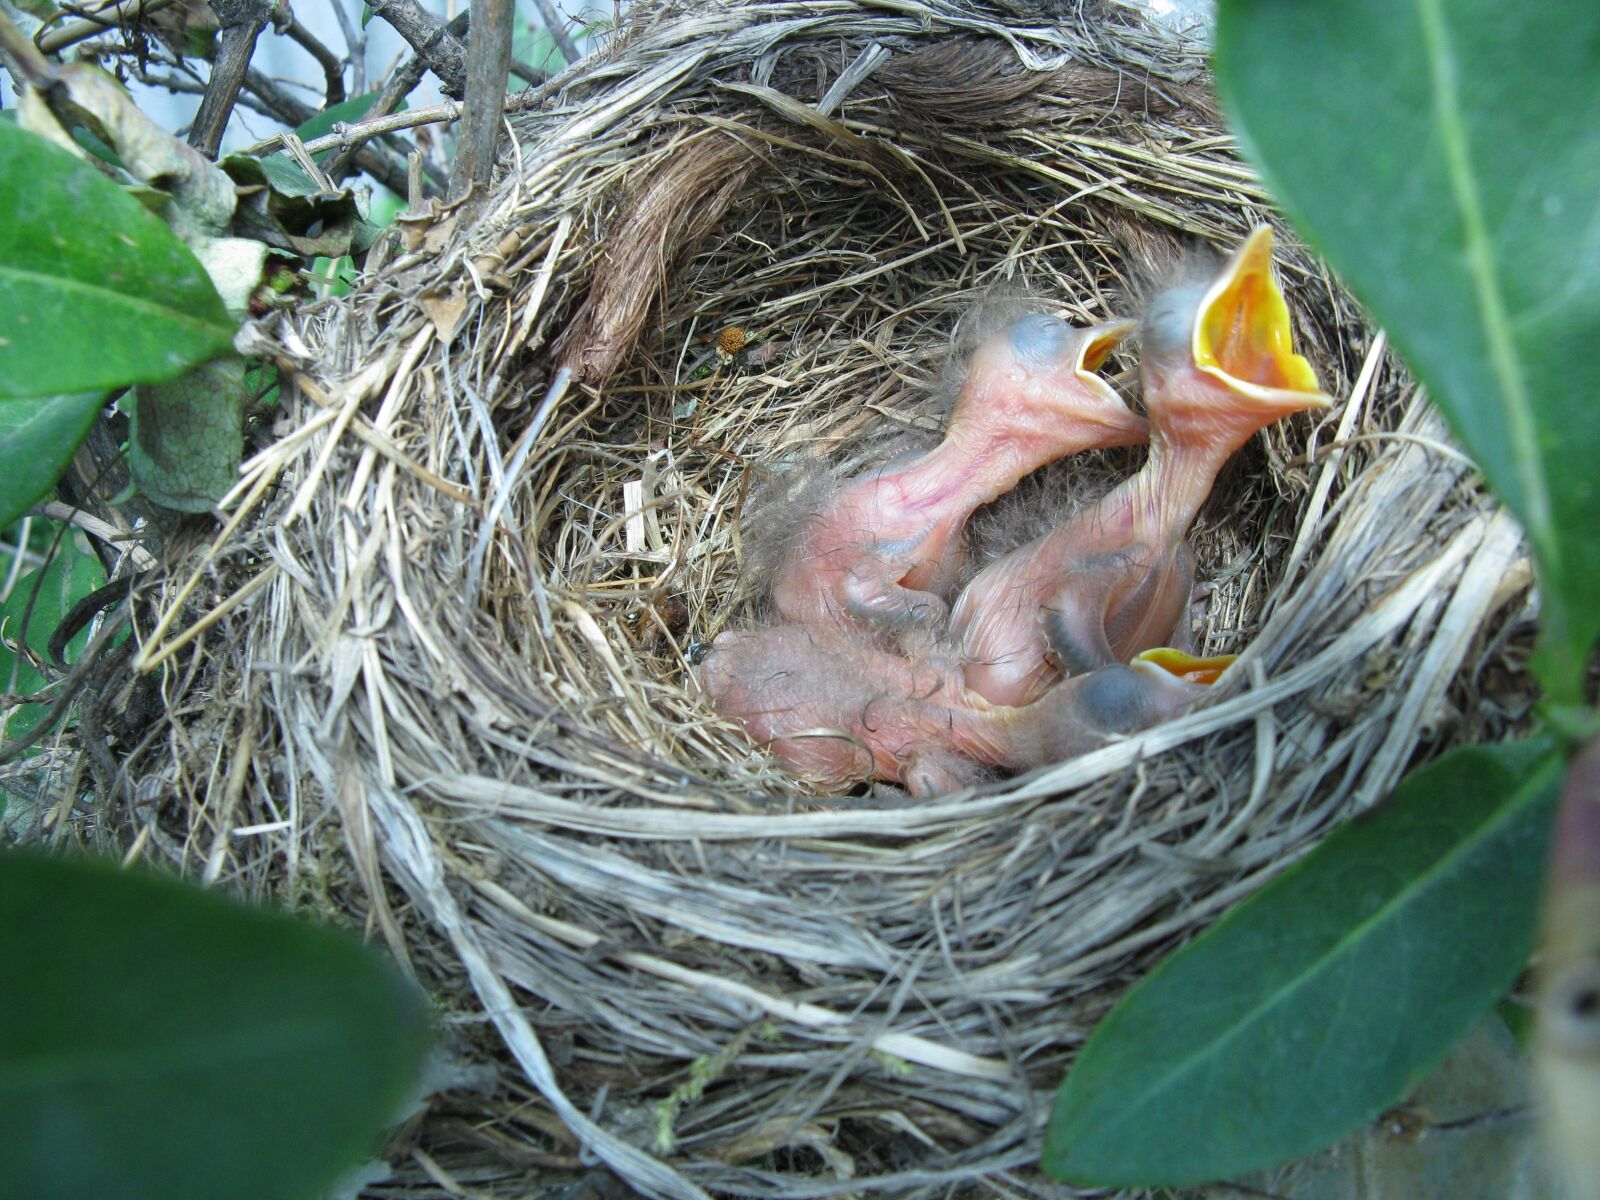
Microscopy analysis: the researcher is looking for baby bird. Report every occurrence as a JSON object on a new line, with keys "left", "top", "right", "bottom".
{"left": 768, "top": 313, "right": 1146, "bottom": 640}
{"left": 697, "top": 623, "right": 1231, "bottom": 796}
{"left": 696, "top": 624, "right": 989, "bottom": 797}
{"left": 951, "top": 227, "right": 1332, "bottom": 706}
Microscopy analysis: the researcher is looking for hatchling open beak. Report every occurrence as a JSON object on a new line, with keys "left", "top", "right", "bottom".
{"left": 1194, "top": 225, "right": 1334, "bottom": 415}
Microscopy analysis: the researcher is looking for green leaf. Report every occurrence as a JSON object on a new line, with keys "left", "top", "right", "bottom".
{"left": 367, "top": 184, "right": 407, "bottom": 230}
{"left": 124, "top": 358, "right": 249, "bottom": 512}
{"left": 0, "top": 393, "right": 105, "bottom": 528}
{"left": 0, "top": 851, "right": 431, "bottom": 1200}
{"left": 1214, "top": 0, "right": 1600, "bottom": 704}
{"left": 1, "top": 532, "right": 106, "bottom": 747}
{"left": 69, "top": 126, "right": 122, "bottom": 168}
{"left": 1043, "top": 737, "right": 1564, "bottom": 1188}
{"left": 0, "top": 123, "right": 235, "bottom": 401}
{"left": 309, "top": 255, "right": 359, "bottom": 299}
{"left": 221, "top": 151, "right": 323, "bottom": 198}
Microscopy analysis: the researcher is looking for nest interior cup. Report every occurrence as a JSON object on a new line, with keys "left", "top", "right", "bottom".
{"left": 117, "top": 2, "right": 1533, "bottom": 1195}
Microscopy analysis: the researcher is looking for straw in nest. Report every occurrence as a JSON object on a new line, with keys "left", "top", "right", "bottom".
{"left": 77, "top": 2, "right": 1538, "bottom": 1195}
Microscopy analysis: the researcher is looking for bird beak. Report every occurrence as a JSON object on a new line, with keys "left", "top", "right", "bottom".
{"left": 1132, "top": 647, "right": 1237, "bottom": 686}
{"left": 1193, "top": 226, "right": 1333, "bottom": 414}
{"left": 1073, "top": 318, "right": 1139, "bottom": 405}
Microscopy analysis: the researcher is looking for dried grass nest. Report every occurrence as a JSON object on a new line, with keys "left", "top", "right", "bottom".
{"left": 90, "top": 1, "right": 1540, "bottom": 1195}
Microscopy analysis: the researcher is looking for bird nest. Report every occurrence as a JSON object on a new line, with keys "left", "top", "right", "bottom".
{"left": 99, "top": 1, "right": 1537, "bottom": 1195}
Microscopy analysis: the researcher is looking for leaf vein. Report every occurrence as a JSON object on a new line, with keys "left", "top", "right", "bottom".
{"left": 1414, "top": 0, "right": 1557, "bottom": 576}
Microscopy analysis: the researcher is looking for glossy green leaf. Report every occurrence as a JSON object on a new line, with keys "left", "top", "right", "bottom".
{"left": 1214, "top": 0, "right": 1600, "bottom": 704}
{"left": 0, "top": 532, "right": 106, "bottom": 747}
{"left": 1044, "top": 737, "right": 1563, "bottom": 1187}
{"left": 0, "top": 393, "right": 105, "bottom": 528}
{"left": 0, "top": 852, "right": 431, "bottom": 1200}
{"left": 222, "top": 151, "right": 323, "bottom": 198}
{"left": 124, "top": 357, "right": 249, "bottom": 512}
{"left": 0, "top": 123, "right": 235, "bottom": 400}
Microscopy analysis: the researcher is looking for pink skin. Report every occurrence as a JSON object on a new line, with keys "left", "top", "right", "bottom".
{"left": 952, "top": 234, "right": 1331, "bottom": 706}
{"left": 697, "top": 625, "right": 988, "bottom": 796}
{"left": 769, "top": 315, "right": 1145, "bottom": 638}
{"left": 697, "top": 625, "right": 1213, "bottom": 796}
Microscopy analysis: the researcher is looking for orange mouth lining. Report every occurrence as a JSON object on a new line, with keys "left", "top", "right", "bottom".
{"left": 1194, "top": 228, "right": 1325, "bottom": 399}
{"left": 1077, "top": 319, "right": 1137, "bottom": 375}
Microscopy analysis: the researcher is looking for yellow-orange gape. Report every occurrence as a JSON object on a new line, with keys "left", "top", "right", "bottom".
{"left": 951, "top": 227, "right": 1331, "bottom": 707}
{"left": 704, "top": 227, "right": 1331, "bottom": 794}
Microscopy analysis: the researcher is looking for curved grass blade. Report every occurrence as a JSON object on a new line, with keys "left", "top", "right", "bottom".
{"left": 0, "top": 852, "right": 432, "bottom": 1200}
{"left": 0, "top": 122, "right": 235, "bottom": 400}
{"left": 1214, "top": 0, "right": 1600, "bottom": 704}
{"left": 1043, "top": 737, "right": 1563, "bottom": 1187}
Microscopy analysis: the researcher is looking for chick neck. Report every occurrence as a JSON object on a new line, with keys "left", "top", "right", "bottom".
{"left": 885, "top": 419, "right": 1055, "bottom": 518}
{"left": 1117, "top": 348, "right": 1303, "bottom": 553}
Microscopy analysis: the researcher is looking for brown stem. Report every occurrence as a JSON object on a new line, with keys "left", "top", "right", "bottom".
{"left": 449, "top": 0, "right": 512, "bottom": 201}
{"left": 0, "top": 6, "right": 54, "bottom": 87}
{"left": 188, "top": 0, "right": 274, "bottom": 159}
{"left": 367, "top": 0, "right": 467, "bottom": 98}
{"left": 270, "top": 0, "right": 346, "bottom": 108}
{"left": 525, "top": 0, "right": 580, "bottom": 67}
{"left": 322, "top": 8, "right": 468, "bottom": 187}
{"left": 35, "top": 0, "right": 181, "bottom": 54}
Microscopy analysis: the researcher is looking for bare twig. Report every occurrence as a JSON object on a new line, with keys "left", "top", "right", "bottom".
{"left": 34, "top": 0, "right": 180, "bottom": 55}
{"left": 247, "top": 90, "right": 543, "bottom": 162}
{"left": 406, "top": 149, "right": 423, "bottom": 210}
{"left": 0, "top": 7, "right": 55, "bottom": 86}
{"left": 449, "top": 0, "right": 512, "bottom": 201}
{"left": 189, "top": 0, "right": 274, "bottom": 158}
{"left": 321, "top": 8, "right": 469, "bottom": 186}
{"left": 330, "top": 0, "right": 365, "bottom": 93}
{"left": 270, "top": 0, "right": 345, "bottom": 108}
{"left": 367, "top": 0, "right": 466, "bottom": 98}
{"left": 127, "top": 62, "right": 280, "bottom": 121}
{"left": 526, "top": 0, "right": 580, "bottom": 67}
{"left": 243, "top": 66, "right": 415, "bottom": 196}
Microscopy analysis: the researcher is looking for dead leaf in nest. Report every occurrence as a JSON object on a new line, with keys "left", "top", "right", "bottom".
{"left": 395, "top": 198, "right": 467, "bottom": 256}
{"left": 419, "top": 285, "right": 471, "bottom": 344}
{"left": 27, "top": 63, "right": 236, "bottom": 240}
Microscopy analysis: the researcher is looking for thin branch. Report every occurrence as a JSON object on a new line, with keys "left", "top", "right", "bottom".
{"left": 0, "top": 7, "right": 56, "bottom": 87}
{"left": 367, "top": 0, "right": 466, "bottom": 98}
{"left": 34, "top": 0, "right": 180, "bottom": 55}
{"left": 243, "top": 65, "right": 417, "bottom": 196}
{"left": 270, "top": 0, "right": 345, "bottom": 108}
{"left": 449, "top": 0, "right": 512, "bottom": 201}
{"left": 330, "top": 0, "right": 365, "bottom": 94}
{"left": 131, "top": 62, "right": 281, "bottom": 121}
{"left": 526, "top": 0, "right": 580, "bottom": 67}
{"left": 189, "top": 0, "right": 275, "bottom": 159}
{"left": 248, "top": 90, "right": 544, "bottom": 160}
{"left": 322, "top": 7, "right": 469, "bottom": 186}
